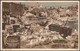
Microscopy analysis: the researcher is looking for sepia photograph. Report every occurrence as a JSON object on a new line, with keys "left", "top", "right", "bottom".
{"left": 1, "top": 1, "right": 79, "bottom": 50}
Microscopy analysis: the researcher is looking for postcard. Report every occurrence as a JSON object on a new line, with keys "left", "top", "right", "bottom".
{"left": 0, "top": 1, "right": 79, "bottom": 51}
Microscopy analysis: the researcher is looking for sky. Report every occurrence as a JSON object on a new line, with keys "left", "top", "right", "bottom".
{"left": 1, "top": 0, "right": 79, "bottom": 1}
{"left": 20, "top": 2, "right": 78, "bottom": 8}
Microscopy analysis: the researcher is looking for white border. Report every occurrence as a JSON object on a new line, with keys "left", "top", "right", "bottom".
{"left": 1, "top": 1, "right": 79, "bottom": 50}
